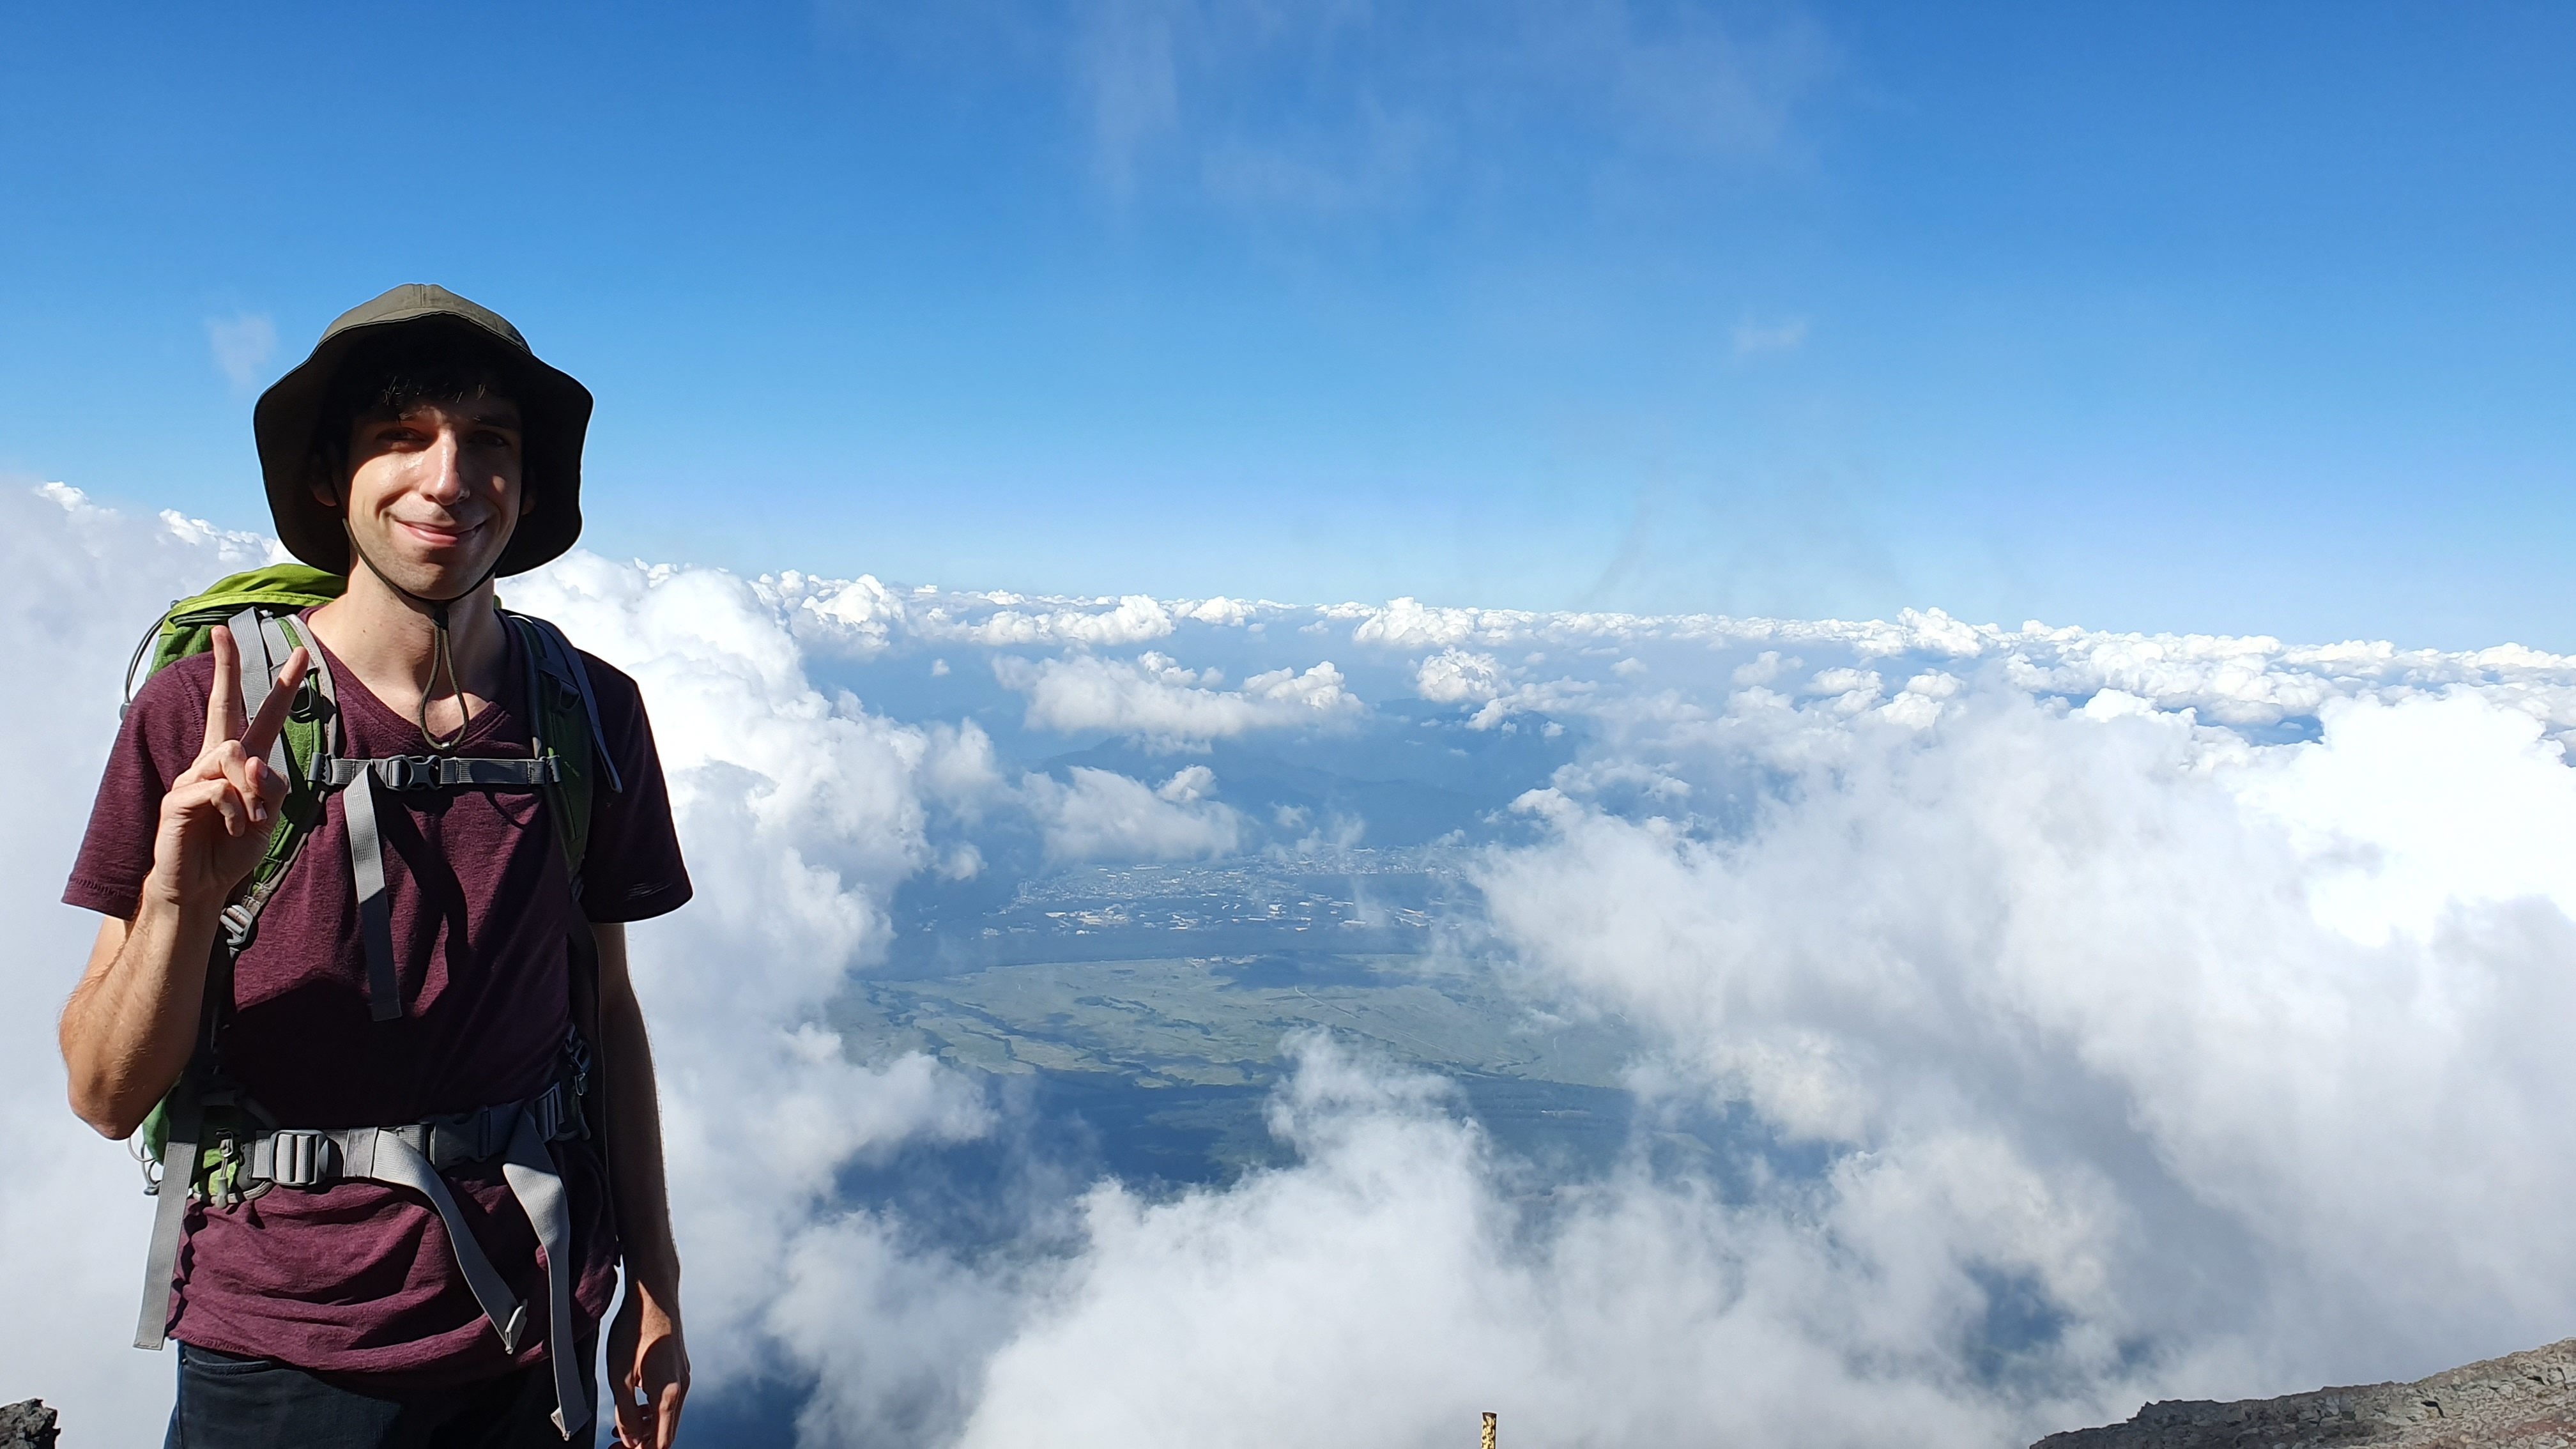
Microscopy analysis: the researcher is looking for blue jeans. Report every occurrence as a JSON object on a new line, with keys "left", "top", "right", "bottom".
{"left": 165, "top": 1341, "right": 596, "bottom": 1448}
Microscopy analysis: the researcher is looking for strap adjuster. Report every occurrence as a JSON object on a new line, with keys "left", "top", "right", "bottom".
{"left": 379, "top": 756, "right": 441, "bottom": 790}
{"left": 264, "top": 1130, "right": 337, "bottom": 1189}
{"left": 217, "top": 901, "right": 257, "bottom": 951}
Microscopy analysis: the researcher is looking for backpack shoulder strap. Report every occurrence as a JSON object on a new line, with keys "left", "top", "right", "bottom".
{"left": 519, "top": 614, "right": 620, "bottom": 791}
{"left": 504, "top": 613, "right": 616, "bottom": 891}
{"left": 213, "top": 609, "right": 337, "bottom": 953}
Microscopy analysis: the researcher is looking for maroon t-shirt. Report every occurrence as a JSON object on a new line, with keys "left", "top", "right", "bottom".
{"left": 64, "top": 615, "right": 691, "bottom": 1383}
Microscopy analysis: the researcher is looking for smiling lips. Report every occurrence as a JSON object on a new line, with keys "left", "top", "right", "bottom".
{"left": 393, "top": 516, "right": 486, "bottom": 553}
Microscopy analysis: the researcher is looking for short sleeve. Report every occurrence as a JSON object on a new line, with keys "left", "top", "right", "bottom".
{"left": 65, "top": 653, "right": 218, "bottom": 919}
{"left": 574, "top": 656, "right": 692, "bottom": 923}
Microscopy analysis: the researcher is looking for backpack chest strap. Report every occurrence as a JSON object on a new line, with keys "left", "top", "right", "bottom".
{"left": 319, "top": 755, "right": 562, "bottom": 790}
{"left": 212, "top": 610, "right": 604, "bottom": 1026}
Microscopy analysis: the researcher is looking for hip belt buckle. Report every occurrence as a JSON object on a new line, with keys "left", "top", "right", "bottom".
{"left": 264, "top": 1130, "right": 337, "bottom": 1189}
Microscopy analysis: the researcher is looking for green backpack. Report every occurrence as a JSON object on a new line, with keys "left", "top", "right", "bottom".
{"left": 124, "top": 564, "right": 621, "bottom": 1355}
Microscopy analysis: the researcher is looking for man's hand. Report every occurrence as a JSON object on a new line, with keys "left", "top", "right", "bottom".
{"left": 144, "top": 624, "right": 309, "bottom": 912}
{"left": 61, "top": 624, "right": 312, "bottom": 1138}
{"left": 606, "top": 1275, "right": 687, "bottom": 1448}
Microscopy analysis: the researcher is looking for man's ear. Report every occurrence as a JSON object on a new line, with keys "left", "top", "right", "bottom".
{"left": 306, "top": 457, "right": 342, "bottom": 510}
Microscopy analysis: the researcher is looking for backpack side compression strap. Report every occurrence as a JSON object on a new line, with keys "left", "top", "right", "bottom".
{"left": 132, "top": 1065, "right": 203, "bottom": 1350}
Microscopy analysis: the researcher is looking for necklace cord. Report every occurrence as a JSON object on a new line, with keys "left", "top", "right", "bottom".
{"left": 343, "top": 526, "right": 499, "bottom": 755}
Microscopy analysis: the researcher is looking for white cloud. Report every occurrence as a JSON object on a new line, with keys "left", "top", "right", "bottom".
{"left": 998, "top": 652, "right": 1358, "bottom": 750}
{"left": 1480, "top": 678, "right": 2576, "bottom": 1411}
{"left": 2233, "top": 691, "right": 2576, "bottom": 946}
{"left": 1414, "top": 647, "right": 1505, "bottom": 703}
{"left": 204, "top": 311, "right": 277, "bottom": 392}
{"left": 952, "top": 595, "right": 1176, "bottom": 649}
{"left": 949, "top": 1037, "right": 2066, "bottom": 1449}
{"left": 1022, "top": 765, "right": 1244, "bottom": 862}
{"left": 1177, "top": 597, "right": 1266, "bottom": 626}
{"left": 1350, "top": 597, "right": 1535, "bottom": 650}
{"left": 790, "top": 571, "right": 909, "bottom": 656}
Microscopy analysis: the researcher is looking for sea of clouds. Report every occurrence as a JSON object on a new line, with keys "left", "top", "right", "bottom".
{"left": 12, "top": 481, "right": 2576, "bottom": 1446}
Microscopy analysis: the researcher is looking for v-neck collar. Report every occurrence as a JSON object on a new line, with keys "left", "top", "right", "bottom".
{"left": 301, "top": 610, "right": 525, "bottom": 755}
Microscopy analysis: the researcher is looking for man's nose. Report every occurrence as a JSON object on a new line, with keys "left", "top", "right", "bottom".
{"left": 419, "top": 429, "right": 470, "bottom": 503}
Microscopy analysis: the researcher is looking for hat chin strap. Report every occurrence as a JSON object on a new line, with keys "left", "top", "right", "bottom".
{"left": 344, "top": 525, "right": 503, "bottom": 755}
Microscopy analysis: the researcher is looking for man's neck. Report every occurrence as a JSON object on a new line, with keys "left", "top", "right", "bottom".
{"left": 307, "top": 567, "right": 511, "bottom": 723}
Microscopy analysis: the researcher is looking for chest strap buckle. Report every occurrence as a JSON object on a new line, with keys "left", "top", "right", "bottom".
{"left": 379, "top": 755, "right": 440, "bottom": 790}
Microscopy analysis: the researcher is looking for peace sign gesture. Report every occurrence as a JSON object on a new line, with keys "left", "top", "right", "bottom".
{"left": 143, "top": 624, "right": 312, "bottom": 914}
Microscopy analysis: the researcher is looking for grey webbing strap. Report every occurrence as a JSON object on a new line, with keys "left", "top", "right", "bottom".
{"left": 503, "top": 1114, "right": 588, "bottom": 1437}
{"left": 134, "top": 1072, "right": 203, "bottom": 1349}
{"left": 322, "top": 756, "right": 560, "bottom": 790}
{"left": 335, "top": 1126, "right": 529, "bottom": 1354}
{"left": 342, "top": 769, "right": 403, "bottom": 1022}
{"left": 226, "top": 609, "right": 291, "bottom": 781}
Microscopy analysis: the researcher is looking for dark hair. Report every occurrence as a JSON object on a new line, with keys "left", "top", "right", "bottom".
{"left": 309, "top": 333, "right": 521, "bottom": 483}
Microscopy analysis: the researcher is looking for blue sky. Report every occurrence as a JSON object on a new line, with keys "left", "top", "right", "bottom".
{"left": 3, "top": 1, "right": 2569, "bottom": 649}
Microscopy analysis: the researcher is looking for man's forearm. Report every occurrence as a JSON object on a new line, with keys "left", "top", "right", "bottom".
{"left": 594, "top": 924, "right": 680, "bottom": 1296}
{"left": 61, "top": 896, "right": 221, "bottom": 1138}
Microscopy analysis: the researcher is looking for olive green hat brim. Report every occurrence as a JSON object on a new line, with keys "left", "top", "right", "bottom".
{"left": 253, "top": 286, "right": 593, "bottom": 578}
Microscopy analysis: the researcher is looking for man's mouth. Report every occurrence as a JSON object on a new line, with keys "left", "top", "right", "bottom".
{"left": 394, "top": 517, "right": 485, "bottom": 551}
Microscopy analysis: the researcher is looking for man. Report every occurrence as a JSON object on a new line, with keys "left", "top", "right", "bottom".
{"left": 57, "top": 285, "right": 691, "bottom": 1447}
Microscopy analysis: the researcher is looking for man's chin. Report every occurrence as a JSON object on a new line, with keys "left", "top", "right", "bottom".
{"left": 358, "top": 530, "right": 510, "bottom": 600}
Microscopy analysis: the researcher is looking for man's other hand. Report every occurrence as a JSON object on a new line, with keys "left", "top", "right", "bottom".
{"left": 607, "top": 1275, "right": 687, "bottom": 1448}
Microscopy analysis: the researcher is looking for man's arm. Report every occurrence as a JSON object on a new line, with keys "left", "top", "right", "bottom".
{"left": 59, "top": 629, "right": 305, "bottom": 1139}
{"left": 595, "top": 920, "right": 689, "bottom": 1449}
{"left": 61, "top": 907, "right": 217, "bottom": 1138}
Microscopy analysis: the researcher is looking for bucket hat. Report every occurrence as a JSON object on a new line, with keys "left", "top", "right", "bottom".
{"left": 253, "top": 284, "right": 594, "bottom": 577}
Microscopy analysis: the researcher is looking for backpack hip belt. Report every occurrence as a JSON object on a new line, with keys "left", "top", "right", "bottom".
{"left": 243, "top": 1077, "right": 588, "bottom": 1383}
{"left": 146, "top": 1062, "right": 594, "bottom": 1438}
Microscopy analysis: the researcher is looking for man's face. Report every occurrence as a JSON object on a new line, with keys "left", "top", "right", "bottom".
{"left": 317, "top": 396, "right": 529, "bottom": 596}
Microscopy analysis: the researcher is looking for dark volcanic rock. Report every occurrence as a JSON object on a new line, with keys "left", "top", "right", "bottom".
{"left": 2035, "top": 1339, "right": 2576, "bottom": 1448}
{"left": 0, "top": 1400, "right": 57, "bottom": 1449}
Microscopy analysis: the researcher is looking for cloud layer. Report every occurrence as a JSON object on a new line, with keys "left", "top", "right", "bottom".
{"left": 15, "top": 484, "right": 2576, "bottom": 1446}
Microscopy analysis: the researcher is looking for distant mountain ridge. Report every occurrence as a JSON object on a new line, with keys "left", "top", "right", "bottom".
{"left": 2035, "top": 1338, "right": 2576, "bottom": 1448}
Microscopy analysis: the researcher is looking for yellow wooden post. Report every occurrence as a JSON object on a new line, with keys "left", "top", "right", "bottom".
{"left": 1482, "top": 1411, "right": 1498, "bottom": 1449}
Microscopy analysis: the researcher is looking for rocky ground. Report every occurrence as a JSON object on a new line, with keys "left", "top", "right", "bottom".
{"left": 0, "top": 1400, "right": 56, "bottom": 1449}
{"left": 2036, "top": 1340, "right": 2576, "bottom": 1448}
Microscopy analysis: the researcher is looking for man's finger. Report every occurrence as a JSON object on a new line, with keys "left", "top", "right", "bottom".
{"left": 217, "top": 746, "right": 274, "bottom": 829}
{"left": 656, "top": 1380, "right": 685, "bottom": 1449}
{"left": 238, "top": 648, "right": 310, "bottom": 765}
{"left": 201, "top": 625, "right": 245, "bottom": 751}
{"left": 614, "top": 1386, "right": 650, "bottom": 1447}
{"left": 174, "top": 776, "right": 250, "bottom": 839}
